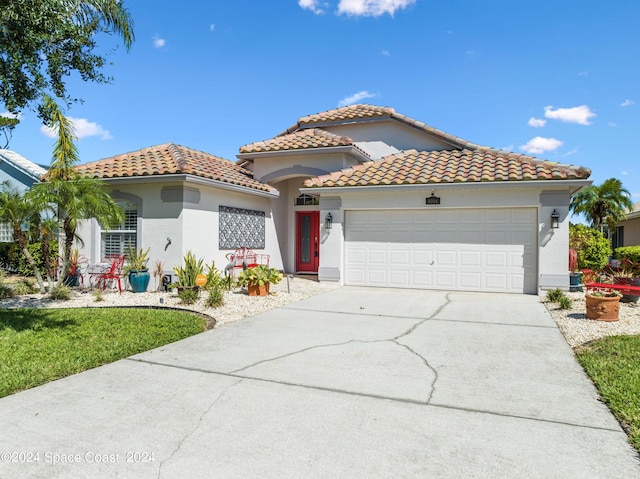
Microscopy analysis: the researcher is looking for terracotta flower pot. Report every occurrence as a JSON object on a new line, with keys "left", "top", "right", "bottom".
{"left": 247, "top": 283, "right": 269, "bottom": 297}
{"left": 585, "top": 293, "right": 620, "bottom": 322}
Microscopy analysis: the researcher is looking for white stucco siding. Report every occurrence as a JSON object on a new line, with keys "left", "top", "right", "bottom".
{"left": 180, "top": 184, "right": 282, "bottom": 272}
{"left": 323, "top": 120, "right": 456, "bottom": 153}
{"left": 75, "top": 180, "right": 282, "bottom": 280}
{"left": 251, "top": 152, "right": 358, "bottom": 184}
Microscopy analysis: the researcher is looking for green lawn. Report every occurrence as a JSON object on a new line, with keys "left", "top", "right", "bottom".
{"left": 575, "top": 335, "right": 640, "bottom": 451}
{"left": 0, "top": 308, "right": 207, "bottom": 398}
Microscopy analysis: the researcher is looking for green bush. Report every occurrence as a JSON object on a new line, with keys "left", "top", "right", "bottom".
{"left": 48, "top": 284, "right": 71, "bottom": 301}
{"left": 0, "top": 242, "right": 20, "bottom": 271}
{"left": 177, "top": 287, "right": 199, "bottom": 305}
{"left": 546, "top": 288, "right": 565, "bottom": 303}
{"left": 205, "top": 285, "right": 224, "bottom": 308}
{"left": 557, "top": 296, "right": 573, "bottom": 310}
{"left": 0, "top": 241, "right": 59, "bottom": 277}
{"left": 614, "top": 246, "right": 640, "bottom": 263}
{"left": 569, "top": 224, "right": 611, "bottom": 271}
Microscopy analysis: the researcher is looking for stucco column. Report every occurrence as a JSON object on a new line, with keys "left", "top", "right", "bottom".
{"left": 318, "top": 197, "right": 342, "bottom": 283}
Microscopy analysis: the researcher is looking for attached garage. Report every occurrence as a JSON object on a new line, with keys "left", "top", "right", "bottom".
{"left": 344, "top": 208, "right": 538, "bottom": 294}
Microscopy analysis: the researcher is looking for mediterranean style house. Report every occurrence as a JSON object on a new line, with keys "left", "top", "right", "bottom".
{"left": 72, "top": 104, "right": 592, "bottom": 293}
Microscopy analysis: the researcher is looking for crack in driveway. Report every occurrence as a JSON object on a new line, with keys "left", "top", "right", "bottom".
{"left": 227, "top": 292, "right": 452, "bottom": 404}
{"left": 157, "top": 378, "right": 244, "bottom": 478}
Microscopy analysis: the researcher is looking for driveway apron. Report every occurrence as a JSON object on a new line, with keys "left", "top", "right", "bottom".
{"left": 0, "top": 287, "right": 639, "bottom": 478}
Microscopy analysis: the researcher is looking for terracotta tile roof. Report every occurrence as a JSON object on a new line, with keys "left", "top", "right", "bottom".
{"left": 239, "top": 128, "right": 368, "bottom": 155}
{"left": 303, "top": 149, "right": 592, "bottom": 188}
{"left": 75, "top": 143, "right": 275, "bottom": 194}
{"left": 281, "top": 104, "right": 486, "bottom": 150}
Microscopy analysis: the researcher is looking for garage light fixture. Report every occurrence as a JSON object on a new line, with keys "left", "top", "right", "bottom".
{"left": 325, "top": 212, "right": 333, "bottom": 230}
{"left": 551, "top": 210, "right": 560, "bottom": 229}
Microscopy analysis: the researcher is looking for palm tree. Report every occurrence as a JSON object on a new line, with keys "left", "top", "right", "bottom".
{"left": 31, "top": 95, "right": 123, "bottom": 285}
{"left": 0, "top": 183, "right": 47, "bottom": 292}
{"left": 28, "top": 177, "right": 123, "bottom": 285}
{"left": 570, "top": 178, "right": 634, "bottom": 237}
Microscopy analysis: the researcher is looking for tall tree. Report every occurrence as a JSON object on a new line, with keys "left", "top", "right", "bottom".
{"left": 0, "top": 0, "right": 134, "bottom": 121}
{"left": 570, "top": 178, "right": 634, "bottom": 237}
{"left": 28, "top": 104, "right": 123, "bottom": 284}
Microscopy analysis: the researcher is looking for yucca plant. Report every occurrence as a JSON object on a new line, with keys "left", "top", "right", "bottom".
{"left": 173, "top": 251, "right": 205, "bottom": 288}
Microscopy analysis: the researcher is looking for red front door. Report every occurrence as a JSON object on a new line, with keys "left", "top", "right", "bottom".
{"left": 296, "top": 211, "right": 319, "bottom": 272}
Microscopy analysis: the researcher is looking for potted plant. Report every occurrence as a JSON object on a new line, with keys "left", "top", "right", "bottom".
{"left": 63, "top": 248, "right": 81, "bottom": 287}
{"left": 124, "top": 244, "right": 150, "bottom": 293}
{"left": 568, "top": 249, "right": 581, "bottom": 292}
{"left": 610, "top": 258, "right": 640, "bottom": 304}
{"left": 585, "top": 288, "right": 622, "bottom": 322}
{"left": 236, "top": 265, "right": 283, "bottom": 296}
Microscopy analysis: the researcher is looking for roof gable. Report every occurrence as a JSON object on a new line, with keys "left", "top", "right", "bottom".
{"left": 280, "top": 104, "right": 486, "bottom": 151}
{"left": 75, "top": 143, "right": 275, "bottom": 194}
{"left": 303, "top": 149, "right": 591, "bottom": 188}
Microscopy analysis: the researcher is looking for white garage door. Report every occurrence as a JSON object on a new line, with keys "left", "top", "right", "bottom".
{"left": 344, "top": 208, "right": 537, "bottom": 294}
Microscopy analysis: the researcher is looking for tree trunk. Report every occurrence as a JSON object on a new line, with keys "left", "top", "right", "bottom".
{"left": 13, "top": 227, "right": 45, "bottom": 293}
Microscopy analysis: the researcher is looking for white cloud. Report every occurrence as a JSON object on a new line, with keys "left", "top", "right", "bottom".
{"left": 1, "top": 111, "right": 21, "bottom": 119}
{"left": 40, "top": 117, "right": 112, "bottom": 140}
{"left": 338, "top": 90, "right": 377, "bottom": 107}
{"left": 500, "top": 145, "right": 514, "bottom": 152}
{"left": 621, "top": 99, "right": 635, "bottom": 107}
{"left": 609, "top": 122, "right": 618, "bottom": 128}
{"left": 299, "top": 0, "right": 326, "bottom": 14}
{"left": 543, "top": 105, "right": 595, "bottom": 125}
{"left": 561, "top": 148, "right": 578, "bottom": 157}
{"left": 153, "top": 36, "right": 166, "bottom": 48}
{"left": 337, "top": 0, "right": 416, "bottom": 17}
{"left": 528, "top": 117, "right": 546, "bottom": 128}
{"left": 578, "top": 71, "right": 588, "bottom": 77}
{"left": 519, "top": 136, "right": 563, "bottom": 155}
{"left": 209, "top": 23, "right": 216, "bottom": 32}
{"left": 380, "top": 49, "right": 390, "bottom": 56}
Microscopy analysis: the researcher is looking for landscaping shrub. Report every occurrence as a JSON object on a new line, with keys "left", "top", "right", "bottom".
{"left": 557, "top": 296, "right": 573, "bottom": 310}
{"left": 177, "top": 287, "right": 199, "bottom": 305}
{"left": 546, "top": 288, "right": 565, "bottom": 303}
{"left": 569, "top": 224, "right": 611, "bottom": 271}
{"left": 10, "top": 278, "right": 37, "bottom": 295}
{"left": 48, "top": 284, "right": 71, "bottom": 301}
{"left": 614, "top": 246, "right": 640, "bottom": 263}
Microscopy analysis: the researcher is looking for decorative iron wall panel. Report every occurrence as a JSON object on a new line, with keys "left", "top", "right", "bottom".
{"left": 219, "top": 206, "right": 265, "bottom": 249}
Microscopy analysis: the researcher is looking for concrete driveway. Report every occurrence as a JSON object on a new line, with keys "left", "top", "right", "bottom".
{"left": 1, "top": 287, "right": 639, "bottom": 478}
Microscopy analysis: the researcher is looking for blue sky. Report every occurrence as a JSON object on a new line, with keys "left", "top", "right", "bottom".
{"left": 3, "top": 0, "right": 640, "bottom": 208}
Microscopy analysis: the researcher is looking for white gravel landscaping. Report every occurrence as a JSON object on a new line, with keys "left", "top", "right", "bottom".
{"left": 543, "top": 290, "right": 640, "bottom": 348}
{"left": 0, "top": 276, "right": 339, "bottom": 328}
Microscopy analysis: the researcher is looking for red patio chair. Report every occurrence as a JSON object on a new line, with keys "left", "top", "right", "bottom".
{"left": 90, "top": 255, "right": 125, "bottom": 293}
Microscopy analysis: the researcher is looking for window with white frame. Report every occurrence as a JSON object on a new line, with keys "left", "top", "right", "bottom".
{"left": 101, "top": 201, "right": 137, "bottom": 258}
{"left": 0, "top": 223, "right": 12, "bottom": 242}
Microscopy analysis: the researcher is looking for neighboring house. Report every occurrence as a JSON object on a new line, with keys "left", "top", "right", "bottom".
{"left": 75, "top": 104, "right": 592, "bottom": 293}
{"left": 613, "top": 202, "right": 640, "bottom": 249}
{"left": 0, "top": 149, "right": 48, "bottom": 242}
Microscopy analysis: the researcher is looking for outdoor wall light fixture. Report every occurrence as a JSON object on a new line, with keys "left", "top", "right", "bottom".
{"left": 551, "top": 210, "right": 560, "bottom": 229}
{"left": 325, "top": 212, "right": 333, "bottom": 230}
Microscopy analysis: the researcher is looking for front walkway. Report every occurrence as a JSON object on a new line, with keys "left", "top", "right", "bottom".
{"left": 0, "top": 288, "right": 638, "bottom": 478}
